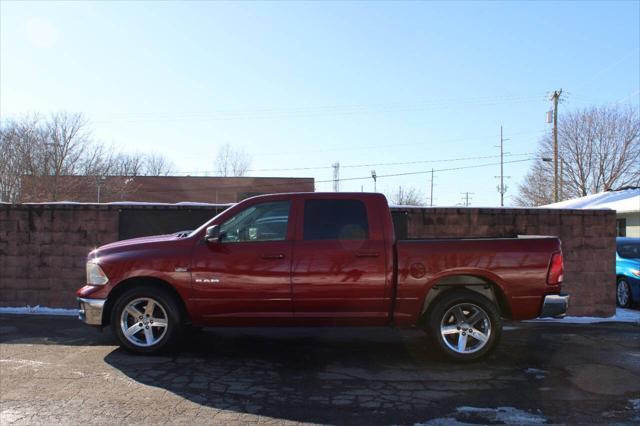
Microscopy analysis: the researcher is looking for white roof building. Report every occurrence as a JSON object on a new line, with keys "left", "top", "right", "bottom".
{"left": 543, "top": 188, "right": 640, "bottom": 237}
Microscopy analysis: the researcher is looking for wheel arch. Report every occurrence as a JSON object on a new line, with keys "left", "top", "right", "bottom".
{"left": 102, "top": 276, "right": 191, "bottom": 326}
{"left": 417, "top": 274, "right": 511, "bottom": 326}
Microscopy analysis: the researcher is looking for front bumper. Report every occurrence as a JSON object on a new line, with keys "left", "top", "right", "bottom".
{"left": 539, "top": 293, "right": 570, "bottom": 318}
{"left": 78, "top": 298, "right": 106, "bottom": 325}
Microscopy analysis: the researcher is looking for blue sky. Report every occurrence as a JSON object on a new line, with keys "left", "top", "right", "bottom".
{"left": 1, "top": 1, "right": 638, "bottom": 206}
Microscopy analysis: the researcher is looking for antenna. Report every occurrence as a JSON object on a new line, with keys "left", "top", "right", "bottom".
{"left": 332, "top": 162, "right": 340, "bottom": 192}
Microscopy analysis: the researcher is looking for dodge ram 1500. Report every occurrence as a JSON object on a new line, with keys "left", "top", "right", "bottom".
{"left": 77, "top": 193, "right": 568, "bottom": 361}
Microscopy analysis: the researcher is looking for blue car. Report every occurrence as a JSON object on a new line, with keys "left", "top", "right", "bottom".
{"left": 616, "top": 237, "right": 640, "bottom": 308}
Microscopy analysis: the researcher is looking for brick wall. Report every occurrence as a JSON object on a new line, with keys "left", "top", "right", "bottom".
{"left": 394, "top": 207, "right": 617, "bottom": 317}
{"left": 0, "top": 203, "right": 616, "bottom": 317}
{"left": 0, "top": 204, "right": 119, "bottom": 308}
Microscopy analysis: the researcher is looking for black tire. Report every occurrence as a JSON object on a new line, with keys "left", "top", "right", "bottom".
{"left": 616, "top": 278, "right": 633, "bottom": 308}
{"left": 426, "top": 289, "right": 502, "bottom": 362}
{"left": 110, "top": 285, "right": 182, "bottom": 354}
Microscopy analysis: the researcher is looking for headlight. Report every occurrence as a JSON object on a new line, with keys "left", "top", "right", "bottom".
{"left": 630, "top": 269, "right": 640, "bottom": 277}
{"left": 86, "top": 261, "right": 109, "bottom": 285}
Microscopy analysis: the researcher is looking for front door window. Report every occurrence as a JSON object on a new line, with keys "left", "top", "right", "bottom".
{"left": 219, "top": 201, "right": 291, "bottom": 243}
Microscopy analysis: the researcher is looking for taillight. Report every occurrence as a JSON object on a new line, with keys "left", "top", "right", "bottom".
{"left": 547, "top": 251, "right": 564, "bottom": 285}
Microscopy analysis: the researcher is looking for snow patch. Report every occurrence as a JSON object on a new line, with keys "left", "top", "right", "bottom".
{"left": 0, "top": 306, "right": 78, "bottom": 316}
{"left": 525, "top": 368, "right": 548, "bottom": 379}
{"left": 542, "top": 188, "right": 640, "bottom": 213}
{"left": 455, "top": 406, "right": 547, "bottom": 424}
{"left": 22, "top": 201, "right": 232, "bottom": 207}
{"left": 414, "top": 418, "right": 469, "bottom": 426}
{"left": 527, "top": 308, "right": 640, "bottom": 325}
{"left": 416, "top": 407, "right": 547, "bottom": 425}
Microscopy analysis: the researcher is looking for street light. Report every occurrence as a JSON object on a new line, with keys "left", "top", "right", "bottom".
{"left": 371, "top": 170, "right": 377, "bottom": 192}
{"left": 96, "top": 176, "right": 107, "bottom": 203}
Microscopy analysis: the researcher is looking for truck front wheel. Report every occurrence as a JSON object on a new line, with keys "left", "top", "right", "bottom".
{"left": 427, "top": 290, "right": 502, "bottom": 362}
{"left": 110, "top": 286, "right": 182, "bottom": 354}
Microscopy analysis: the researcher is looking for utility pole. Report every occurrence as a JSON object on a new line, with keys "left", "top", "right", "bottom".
{"left": 500, "top": 126, "right": 504, "bottom": 206}
{"left": 559, "top": 160, "right": 564, "bottom": 200}
{"left": 429, "top": 168, "right": 434, "bottom": 207}
{"left": 496, "top": 126, "right": 510, "bottom": 206}
{"left": 461, "top": 192, "right": 473, "bottom": 207}
{"left": 331, "top": 162, "right": 340, "bottom": 192}
{"left": 551, "top": 89, "right": 562, "bottom": 202}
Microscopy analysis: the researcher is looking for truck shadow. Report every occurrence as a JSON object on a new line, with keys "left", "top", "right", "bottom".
{"left": 102, "top": 326, "right": 564, "bottom": 425}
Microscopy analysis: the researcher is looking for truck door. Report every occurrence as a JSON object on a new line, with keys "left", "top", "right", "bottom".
{"left": 190, "top": 200, "right": 293, "bottom": 324}
{"left": 291, "top": 197, "right": 388, "bottom": 325}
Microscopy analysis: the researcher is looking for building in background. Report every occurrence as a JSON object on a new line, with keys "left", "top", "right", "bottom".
{"left": 19, "top": 176, "right": 314, "bottom": 204}
{"left": 543, "top": 187, "right": 640, "bottom": 237}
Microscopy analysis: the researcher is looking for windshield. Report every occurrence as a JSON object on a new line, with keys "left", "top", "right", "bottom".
{"left": 617, "top": 242, "right": 640, "bottom": 259}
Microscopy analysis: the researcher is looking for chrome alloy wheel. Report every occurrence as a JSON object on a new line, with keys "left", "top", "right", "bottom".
{"left": 617, "top": 280, "right": 630, "bottom": 307}
{"left": 120, "top": 297, "right": 168, "bottom": 347}
{"left": 440, "top": 303, "right": 492, "bottom": 354}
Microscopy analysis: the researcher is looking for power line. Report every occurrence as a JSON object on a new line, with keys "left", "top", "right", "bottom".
{"left": 173, "top": 152, "right": 536, "bottom": 174}
{"left": 41, "top": 158, "right": 537, "bottom": 196}
{"left": 171, "top": 129, "right": 548, "bottom": 160}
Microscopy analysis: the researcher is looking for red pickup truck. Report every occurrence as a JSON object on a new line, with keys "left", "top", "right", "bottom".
{"left": 77, "top": 193, "right": 568, "bottom": 361}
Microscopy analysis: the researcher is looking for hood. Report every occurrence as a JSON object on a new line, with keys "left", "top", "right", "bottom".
{"left": 91, "top": 234, "right": 183, "bottom": 257}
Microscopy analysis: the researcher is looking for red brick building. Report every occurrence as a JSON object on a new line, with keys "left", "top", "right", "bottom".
{"left": 19, "top": 176, "right": 314, "bottom": 204}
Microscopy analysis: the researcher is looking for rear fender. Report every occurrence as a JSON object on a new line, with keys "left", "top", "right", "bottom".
{"left": 418, "top": 272, "right": 512, "bottom": 324}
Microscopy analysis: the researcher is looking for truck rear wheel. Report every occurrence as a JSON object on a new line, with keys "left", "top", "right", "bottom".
{"left": 427, "top": 290, "right": 502, "bottom": 362}
{"left": 110, "top": 286, "right": 182, "bottom": 354}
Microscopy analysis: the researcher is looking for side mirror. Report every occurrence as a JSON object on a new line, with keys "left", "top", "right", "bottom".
{"left": 205, "top": 225, "right": 221, "bottom": 243}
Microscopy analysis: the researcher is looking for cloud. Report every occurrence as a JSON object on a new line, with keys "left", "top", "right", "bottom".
{"left": 25, "top": 17, "right": 59, "bottom": 49}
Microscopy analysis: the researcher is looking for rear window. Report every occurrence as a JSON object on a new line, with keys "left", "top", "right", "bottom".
{"left": 303, "top": 199, "right": 369, "bottom": 240}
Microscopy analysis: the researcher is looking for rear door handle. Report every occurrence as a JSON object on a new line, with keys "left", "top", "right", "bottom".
{"left": 355, "top": 251, "right": 380, "bottom": 258}
{"left": 261, "top": 253, "right": 285, "bottom": 260}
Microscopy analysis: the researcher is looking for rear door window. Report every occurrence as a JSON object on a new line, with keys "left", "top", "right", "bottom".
{"left": 303, "top": 199, "right": 369, "bottom": 240}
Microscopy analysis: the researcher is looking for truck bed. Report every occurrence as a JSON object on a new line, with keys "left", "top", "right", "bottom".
{"left": 392, "top": 236, "right": 561, "bottom": 325}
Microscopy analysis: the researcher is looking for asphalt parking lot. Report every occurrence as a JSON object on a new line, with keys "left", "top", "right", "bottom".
{"left": 1, "top": 315, "right": 639, "bottom": 425}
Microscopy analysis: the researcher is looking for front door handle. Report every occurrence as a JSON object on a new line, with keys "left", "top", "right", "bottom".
{"left": 355, "top": 251, "right": 380, "bottom": 258}
{"left": 261, "top": 253, "right": 285, "bottom": 260}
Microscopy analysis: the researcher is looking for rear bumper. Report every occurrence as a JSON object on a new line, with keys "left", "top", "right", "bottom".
{"left": 78, "top": 298, "right": 106, "bottom": 325}
{"left": 539, "top": 293, "right": 570, "bottom": 318}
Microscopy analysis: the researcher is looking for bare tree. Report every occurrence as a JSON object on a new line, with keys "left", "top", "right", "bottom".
{"left": 515, "top": 161, "right": 555, "bottom": 206}
{"left": 143, "top": 153, "right": 175, "bottom": 176}
{"left": 215, "top": 143, "right": 251, "bottom": 177}
{"left": 107, "top": 153, "right": 145, "bottom": 176}
{"left": 0, "top": 115, "right": 38, "bottom": 201}
{"left": 0, "top": 112, "right": 178, "bottom": 202}
{"left": 515, "top": 105, "right": 640, "bottom": 206}
{"left": 390, "top": 185, "right": 424, "bottom": 206}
